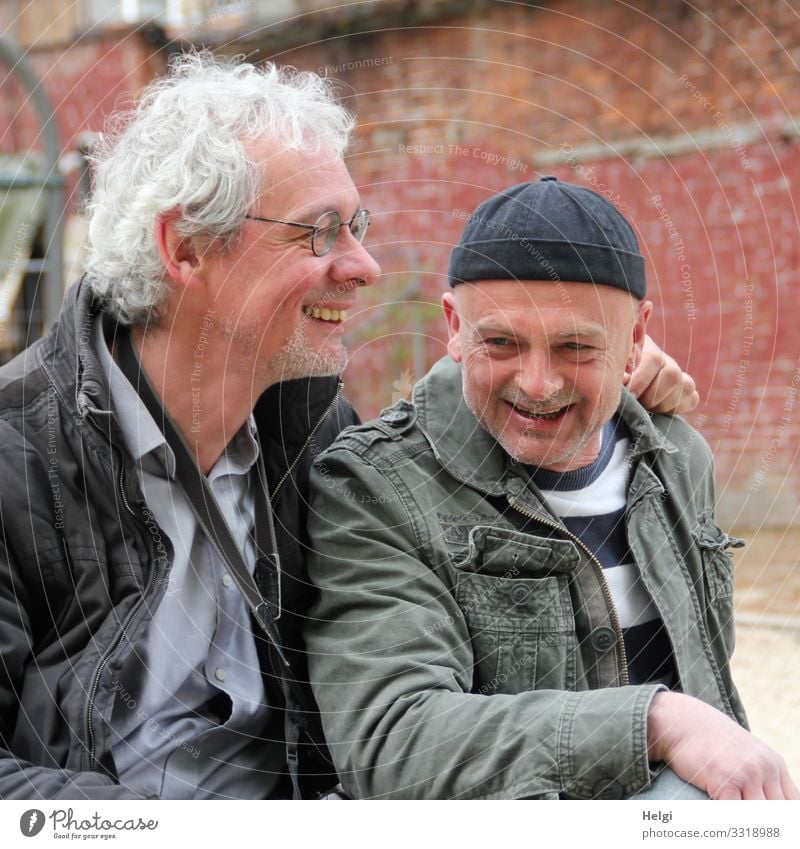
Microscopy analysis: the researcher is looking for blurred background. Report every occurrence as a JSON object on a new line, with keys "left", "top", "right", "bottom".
{"left": 1, "top": 0, "right": 798, "bottom": 777}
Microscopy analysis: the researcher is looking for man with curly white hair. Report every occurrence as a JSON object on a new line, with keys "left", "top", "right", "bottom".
{"left": 0, "top": 52, "right": 694, "bottom": 800}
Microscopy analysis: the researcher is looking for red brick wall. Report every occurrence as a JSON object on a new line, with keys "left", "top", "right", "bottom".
{"left": 277, "top": 0, "right": 800, "bottom": 526}
{"left": 3, "top": 1, "right": 798, "bottom": 525}
{"left": 2, "top": 29, "right": 163, "bottom": 205}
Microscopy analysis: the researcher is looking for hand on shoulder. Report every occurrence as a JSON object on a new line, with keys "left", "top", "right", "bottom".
{"left": 625, "top": 335, "right": 699, "bottom": 416}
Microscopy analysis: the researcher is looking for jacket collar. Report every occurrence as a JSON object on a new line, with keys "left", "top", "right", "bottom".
{"left": 35, "top": 275, "right": 108, "bottom": 421}
{"left": 412, "top": 357, "right": 512, "bottom": 496}
{"left": 617, "top": 390, "right": 681, "bottom": 459}
{"left": 412, "top": 356, "right": 678, "bottom": 497}
{"left": 255, "top": 374, "right": 343, "bottom": 457}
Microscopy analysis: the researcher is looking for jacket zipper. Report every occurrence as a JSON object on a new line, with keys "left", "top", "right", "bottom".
{"left": 270, "top": 382, "right": 344, "bottom": 504}
{"left": 507, "top": 495, "right": 630, "bottom": 687}
{"left": 263, "top": 638, "right": 335, "bottom": 772}
{"left": 263, "top": 387, "right": 343, "bottom": 774}
{"left": 83, "top": 414, "right": 160, "bottom": 771}
{"left": 83, "top": 585, "right": 156, "bottom": 771}
{"left": 118, "top": 464, "right": 136, "bottom": 517}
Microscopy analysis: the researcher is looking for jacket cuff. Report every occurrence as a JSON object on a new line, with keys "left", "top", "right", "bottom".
{"left": 559, "top": 684, "right": 666, "bottom": 799}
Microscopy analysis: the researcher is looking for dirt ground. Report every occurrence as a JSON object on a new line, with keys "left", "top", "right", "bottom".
{"left": 729, "top": 526, "right": 800, "bottom": 781}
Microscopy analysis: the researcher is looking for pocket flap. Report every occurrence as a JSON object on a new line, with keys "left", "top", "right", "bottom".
{"left": 463, "top": 525, "right": 581, "bottom": 576}
{"left": 455, "top": 571, "right": 572, "bottom": 633}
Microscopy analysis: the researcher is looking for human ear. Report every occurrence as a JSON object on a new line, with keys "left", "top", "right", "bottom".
{"left": 153, "top": 210, "right": 201, "bottom": 287}
{"left": 628, "top": 299, "right": 653, "bottom": 374}
{"left": 442, "top": 291, "right": 463, "bottom": 362}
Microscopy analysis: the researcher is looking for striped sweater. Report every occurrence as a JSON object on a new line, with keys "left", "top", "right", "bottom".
{"left": 526, "top": 416, "right": 674, "bottom": 686}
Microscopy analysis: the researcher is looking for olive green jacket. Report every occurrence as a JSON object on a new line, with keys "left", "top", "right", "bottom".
{"left": 304, "top": 356, "right": 746, "bottom": 799}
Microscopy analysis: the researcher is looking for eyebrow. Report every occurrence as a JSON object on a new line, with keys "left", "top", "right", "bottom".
{"left": 553, "top": 326, "right": 607, "bottom": 342}
{"left": 288, "top": 202, "right": 362, "bottom": 224}
{"left": 473, "top": 322, "right": 608, "bottom": 341}
{"left": 474, "top": 322, "right": 516, "bottom": 336}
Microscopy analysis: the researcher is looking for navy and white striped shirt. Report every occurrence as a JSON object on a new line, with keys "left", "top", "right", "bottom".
{"left": 526, "top": 416, "right": 674, "bottom": 686}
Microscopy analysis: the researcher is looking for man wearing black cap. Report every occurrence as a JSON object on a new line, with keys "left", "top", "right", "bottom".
{"left": 303, "top": 178, "right": 798, "bottom": 800}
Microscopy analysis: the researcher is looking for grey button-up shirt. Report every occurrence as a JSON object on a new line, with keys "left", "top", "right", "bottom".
{"left": 97, "top": 321, "right": 283, "bottom": 798}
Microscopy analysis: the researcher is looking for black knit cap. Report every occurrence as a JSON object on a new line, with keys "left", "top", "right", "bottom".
{"left": 448, "top": 176, "right": 646, "bottom": 298}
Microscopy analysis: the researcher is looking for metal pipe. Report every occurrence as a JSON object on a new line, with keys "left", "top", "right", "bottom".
{"left": 0, "top": 34, "right": 65, "bottom": 328}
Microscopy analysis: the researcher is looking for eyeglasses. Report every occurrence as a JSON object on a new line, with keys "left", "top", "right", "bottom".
{"left": 244, "top": 208, "right": 370, "bottom": 257}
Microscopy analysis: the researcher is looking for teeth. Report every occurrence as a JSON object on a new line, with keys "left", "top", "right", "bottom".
{"left": 516, "top": 406, "right": 564, "bottom": 420}
{"left": 303, "top": 307, "right": 348, "bottom": 322}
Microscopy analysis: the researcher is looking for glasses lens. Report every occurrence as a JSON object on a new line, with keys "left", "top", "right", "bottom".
{"left": 312, "top": 211, "right": 340, "bottom": 256}
{"left": 350, "top": 209, "right": 370, "bottom": 243}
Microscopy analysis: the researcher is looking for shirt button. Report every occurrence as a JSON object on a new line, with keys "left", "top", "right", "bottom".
{"left": 214, "top": 667, "right": 227, "bottom": 682}
{"left": 222, "top": 574, "right": 233, "bottom": 588}
{"left": 590, "top": 626, "right": 617, "bottom": 652}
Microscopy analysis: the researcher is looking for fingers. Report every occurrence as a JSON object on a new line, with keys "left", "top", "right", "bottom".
{"left": 710, "top": 762, "right": 781, "bottom": 799}
{"left": 642, "top": 372, "right": 699, "bottom": 416}
{"left": 625, "top": 336, "right": 664, "bottom": 397}
{"left": 738, "top": 763, "right": 791, "bottom": 799}
{"left": 782, "top": 771, "right": 800, "bottom": 800}
{"left": 742, "top": 785, "right": 768, "bottom": 801}
{"left": 627, "top": 345, "right": 699, "bottom": 416}
{"left": 722, "top": 754, "right": 798, "bottom": 799}
{"left": 759, "top": 779, "right": 783, "bottom": 801}
{"left": 715, "top": 784, "right": 744, "bottom": 800}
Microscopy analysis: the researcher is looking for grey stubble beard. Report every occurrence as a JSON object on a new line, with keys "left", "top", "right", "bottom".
{"left": 219, "top": 315, "right": 347, "bottom": 389}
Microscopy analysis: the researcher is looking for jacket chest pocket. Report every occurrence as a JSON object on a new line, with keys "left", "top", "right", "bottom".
{"left": 692, "top": 515, "right": 744, "bottom": 654}
{"left": 693, "top": 515, "right": 744, "bottom": 605}
{"left": 452, "top": 527, "right": 581, "bottom": 695}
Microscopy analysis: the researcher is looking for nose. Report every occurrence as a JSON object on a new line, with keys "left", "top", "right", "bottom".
{"left": 516, "top": 349, "right": 564, "bottom": 402}
{"left": 328, "top": 227, "right": 381, "bottom": 289}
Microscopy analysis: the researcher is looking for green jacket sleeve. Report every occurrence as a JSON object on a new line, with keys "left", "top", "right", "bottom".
{"left": 304, "top": 448, "right": 663, "bottom": 800}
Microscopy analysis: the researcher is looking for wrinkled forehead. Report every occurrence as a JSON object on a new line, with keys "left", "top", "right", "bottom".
{"left": 248, "top": 139, "right": 359, "bottom": 218}
{"left": 455, "top": 278, "right": 640, "bottom": 322}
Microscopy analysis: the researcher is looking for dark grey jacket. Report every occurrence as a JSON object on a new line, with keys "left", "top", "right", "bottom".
{"left": 0, "top": 278, "right": 357, "bottom": 799}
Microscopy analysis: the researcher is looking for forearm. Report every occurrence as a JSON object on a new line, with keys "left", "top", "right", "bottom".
{"left": 313, "top": 661, "right": 661, "bottom": 799}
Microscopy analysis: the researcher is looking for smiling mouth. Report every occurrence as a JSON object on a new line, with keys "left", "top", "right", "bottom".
{"left": 303, "top": 307, "right": 348, "bottom": 322}
{"left": 509, "top": 402, "right": 572, "bottom": 421}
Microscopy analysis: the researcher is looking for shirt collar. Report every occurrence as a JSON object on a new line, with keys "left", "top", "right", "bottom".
{"left": 525, "top": 415, "right": 626, "bottom": 492}
{"left": 207, "top": 417, "right": 260, "bottom": 482}
{"left": 95, "top": 317, "right": 171, "bottom": 470}
{"left": 95, "top": 319, "right": 259, "bottom": 480}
